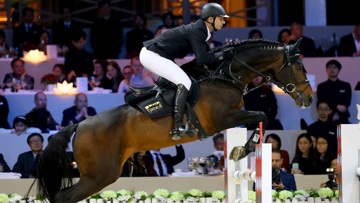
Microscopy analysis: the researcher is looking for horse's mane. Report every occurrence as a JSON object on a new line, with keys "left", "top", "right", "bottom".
{"left": 181, "top": 39, "right": 283, "bottom": 81}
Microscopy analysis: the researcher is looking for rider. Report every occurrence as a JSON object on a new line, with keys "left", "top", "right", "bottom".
{"left": 140, "top": 3, "right": 234, "bottom": 140}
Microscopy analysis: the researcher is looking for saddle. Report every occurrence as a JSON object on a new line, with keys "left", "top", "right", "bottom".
{"left": 125, "top": 76, "right": 206, "bottom": 139}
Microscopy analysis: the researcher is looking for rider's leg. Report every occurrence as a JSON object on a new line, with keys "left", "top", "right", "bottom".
{"left": 139, "top": 47, "right": 192, "bottom": 140}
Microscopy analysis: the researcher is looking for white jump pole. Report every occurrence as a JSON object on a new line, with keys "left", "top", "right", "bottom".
{"left": 224, "top": 124, "right": 272, "bottom": 203}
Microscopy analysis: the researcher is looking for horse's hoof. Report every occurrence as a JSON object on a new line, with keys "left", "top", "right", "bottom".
{"left": 229, "top": 146, "right": 247, "bottom": 161}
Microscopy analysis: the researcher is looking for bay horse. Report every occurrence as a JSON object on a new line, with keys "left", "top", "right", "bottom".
{"left": 35, "top": 39, "right": 313, "bottom": 202}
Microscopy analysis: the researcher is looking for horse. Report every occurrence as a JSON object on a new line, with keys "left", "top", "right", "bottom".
{"left": 34, "top": 38, "right": 313, "bottom": 203}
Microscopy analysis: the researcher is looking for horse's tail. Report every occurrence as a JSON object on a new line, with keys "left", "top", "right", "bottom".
{"left": 36, "top": 123, "right": 79, "bottom": 202}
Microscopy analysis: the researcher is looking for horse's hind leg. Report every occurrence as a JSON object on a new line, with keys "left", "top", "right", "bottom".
{"left": 54, "top": 177, "right": 113, "bottom": 203}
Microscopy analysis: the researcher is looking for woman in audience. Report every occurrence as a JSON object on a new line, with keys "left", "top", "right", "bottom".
{"left": 121, "top": 151, "right": 147, "bottom": 177}
{"left": 277, "top": 28, "right": 291, "bottom": 44}
{"left": 91, "top": 59, "right": 112, "bottom": 90}
{"left": 10, "top": 115, "right": 41, "bottom": 135}
{"left": 289, "top": 133, "right": 318, "bottom": 175}
{"left": 315, "top": 135, "right": 335, "bottom": 174}
{"left": 118, "top": 65, "right": 133, "bottom": 94}
{"left": 37, "top": 30, "right": 50, "bottom": 54}
{"left": 51, "top": 63, "right": 67, "bottom": 83}
{"left": 265, "top": 133, "right": 290, "bottom": 171}
{"left": 106, "top": 61, "right": 123, "bottom": 93}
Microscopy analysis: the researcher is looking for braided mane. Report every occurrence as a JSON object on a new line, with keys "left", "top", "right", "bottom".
{"left": 210, "top": 39, "right": 282, "bottom": 53}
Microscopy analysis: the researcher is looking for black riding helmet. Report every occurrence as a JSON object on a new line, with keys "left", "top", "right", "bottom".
{"left": 200, "top": 3, "right": 229, "bottom": 31}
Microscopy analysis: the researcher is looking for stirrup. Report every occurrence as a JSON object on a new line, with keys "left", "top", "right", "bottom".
{"left": 170, "top": 122, "right": 197, "bottom": 140}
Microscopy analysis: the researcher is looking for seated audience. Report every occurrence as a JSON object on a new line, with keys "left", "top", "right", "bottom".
{"left": 121, "top": 151, "right": 147, "bottom": 177}
{"left": 142, "top": 145, "right": 185, "bottom": 176}
{"left": 289, "top": 133, "right": 317, "bottom": 175}
{"left": 277, "top": 28, "right": 291, "bottom": 44}
{"left": 51, "top": 63, "right": 67, "bottom": 83}
{"left": 272, "top": 149, "right": 297, "bottom": 191}
{"left": 118, "top": 65, "right": 133, "bottom": 94}
{"left": 0, "top": 29, "right": 10, "bottom": 57}
{"left": 64, "top": 29, "right": 94, "bottom": 83}
{"left": 155, "top": 11, "right": 176, "bottom": 38}
{"left": 207, "top": 132, "right": 224, "bottom": 170}
{"left": 12, "top": 133, "right": 43, "bottom": 178}
{"left": 320, "top": 158, "right": 339, "bottom": 190}
{"left": 288, "top": 22, "right": 316, "bottom": 57}
{"left": 25, "top": 92, "right": 60, "bottom": 133}
{"left": 248, "top": 29, "right": 263, "bottom": 39}
{"left": 91, "top": 59, "right": 112, "bottom": 90}
{"left": 307, "top": 101, "right": 338, "bottom": 155}
{"left": 129, "top": 56, "right": 156, "bottom": 87}
{"left": 10, "top": 115, "right": 41, "bottom": 135}
{"left": 0, "top": 153, "right": 11, "bottom": 172}
{"left": 37, "top": 30, "right": 50, "bottom": 54}
{"left": 243, "top": 76, "right": 283, "bottom": 130}
{"left": 338, "top": 21, "right": 360, "bottom": 57}
{"left": 3, "top": 57, "right": 34, "bottom": 90}
{"left": 315, "top": 135, "right": 336, "bottom": 174}
{"left": 106, "top": 61, "right": 123, "bottom": 92}
{"left": 317, "top": 59, "right": 352, "bottom": 124}
{"left": 0, "top": 95, "right": 10, "bottom": 129}
{"left": 207, "top": 34, "right": 222, "bottom": 49}
{"left": 61, "top": 93, "right": 97, "bottom": 126}
{"left": 265, "top": 133, "right": 290, "bottom": 171}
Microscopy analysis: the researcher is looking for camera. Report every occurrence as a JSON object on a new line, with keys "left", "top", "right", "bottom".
{"left": 272, "top": 167, "right": 281, "bottom": 184}
{"left": 325, "top": 168, "right": 338, "bottom": 189}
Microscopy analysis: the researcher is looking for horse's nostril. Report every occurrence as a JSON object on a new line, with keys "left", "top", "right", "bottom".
{"left": 309, "top": 96, "right": 313, "bottom": 104}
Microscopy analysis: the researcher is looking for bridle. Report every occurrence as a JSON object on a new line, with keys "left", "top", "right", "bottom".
{"left": 219, "top": 44, "right": 311, "bottom": 106}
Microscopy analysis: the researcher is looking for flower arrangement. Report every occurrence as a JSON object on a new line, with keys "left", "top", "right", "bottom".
{"left": 41, "top": 74, "right": 58, "bottom": 85}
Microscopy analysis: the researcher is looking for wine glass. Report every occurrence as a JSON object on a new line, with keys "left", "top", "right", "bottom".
{"left": 206, "top": 157, "right": 215, "bottom": 174}
{"left": 192, "top": 157, "right": 199, "bottom": 174}
{"left": 187, "top": 157, "right": 194, "bottom": 172}
{"left": 20, "top": 79, "right": 28, "bottom": 90}
{"left": 199, "top": 157, "right": 207, "bottom": 175}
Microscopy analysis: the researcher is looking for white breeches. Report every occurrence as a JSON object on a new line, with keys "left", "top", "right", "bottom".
{"left": 139, "top": 47, "right": 192, "bottom": 90}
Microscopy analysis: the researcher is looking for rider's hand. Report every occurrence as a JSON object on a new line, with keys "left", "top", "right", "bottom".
{"left": 223, "top": 47, "right": 234, "bottom": 59}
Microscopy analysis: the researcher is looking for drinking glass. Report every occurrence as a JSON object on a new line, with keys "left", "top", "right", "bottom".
{"left": 192, "top": 157, "right": 199, "bottom": 174}
{"left": 206, "top": 157, "right": 215, "bottom": 174}
{"left": 199, "top": 157, "right": 206, "bottom": 175}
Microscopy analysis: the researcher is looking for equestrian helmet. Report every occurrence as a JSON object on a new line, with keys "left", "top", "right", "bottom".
{"left": 200, "top": 3, "right": 229, "bottom": 19}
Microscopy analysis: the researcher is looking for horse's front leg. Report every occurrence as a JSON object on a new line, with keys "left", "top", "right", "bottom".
{"left": 226, "top": 110, "right": 268, "bottom": 161}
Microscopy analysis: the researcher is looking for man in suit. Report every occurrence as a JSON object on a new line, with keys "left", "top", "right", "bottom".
{"left": 143, "top": 145, "right": 185, "bottom": 176}
{"left": 338, "top": 22, "right": 360, "bottom": 57}
{"left": 272, "top": 149, "right": 297, "bottom": 191}
{"left": 0, "top": 153, "right": 11, "bottom": 172}
{"left": 12, "top": 133, "right": 43, "bottom": 178}
{"left": 61, "top": 93, "right": 97, "bottom": 126}
{"left": 12, "top": 7, "right": 43, "bottom": 55}
{"left": 288, "top": 22, "right": 317, "bottom": 57}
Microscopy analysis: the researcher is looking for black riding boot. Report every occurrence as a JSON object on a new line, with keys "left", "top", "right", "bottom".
{"left": 171, "top": 84, "right": 189, "bottom": 140}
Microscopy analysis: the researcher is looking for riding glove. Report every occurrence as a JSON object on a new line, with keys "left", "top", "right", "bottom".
{"left": 223, "top": 47, "right": 234, "bottom": 59}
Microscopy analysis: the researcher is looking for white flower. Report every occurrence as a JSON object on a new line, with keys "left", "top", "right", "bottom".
{"left": 133, "top": 191, "right": 148, "bottom": 201}
{"left": 8, "top": 193, "right": 23, "bottom": 202}
{"left": 317, "top": 187, "right": 334, "bottom": 199}
{"left": 212, "top": 191, "right": 225, "bottom": 201}
{"left": 272, "top": 190, "right": 277, "bottom": 198}
{"left": 153, "top": 188, "right": 170, "bottom": 198}
{"left": 169, "top": 191, "right": 184, "bottom": 201}
{"left": 117, "top": 189, "right": 131, "bottom": 196}
{"left": 248, "top": 191, "right": 256, "bottom": 201}
{"left": 278, "top": 190, "right": 293, "bottom": 201}
{"left": 100, "top": 190, "right": 117, "bottom": 200}
{"left": 188, "top": 189, "right": 202, "bottom": 197}
{"left": 0, "top": 193, "right": 9, "bottom": 203}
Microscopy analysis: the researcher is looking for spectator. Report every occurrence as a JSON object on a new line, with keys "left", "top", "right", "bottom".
{"left": 288, "top": 22, "right": 316, "bottom": 57}
{"left": 155, "top": 12, "right": 176, "bottom": 38}
{"left": 317, "top": 59, "right": 352, "bottom": 124}
{"left": 0, "top": 153, "right": 11, "bottom": 172}
{"left": 12, "top": 133, "right": 43, "bottom": 178}
{"left": 90, "top": 0, "right": 123, "bottom": 59}
{"left": 265, "top": 133, "right": 290, "bottom": 171}
{"left": 320, "top": 158, "right": 339, "bottom": 190}
{"left": 37, "top": 30, "right": 50, "bottom": 54}
{"left": 315, "top": 135, "right": 336, "bottom": 174}
{"left": 117, "top": 65, "right": 133, "bottom": 93}
{"left": 51, "top": 63, "right": 67, "bottom": 83}
{"left": 0, "top": 95, "right": 10, "bottom": 129}
{"left": 2, "top": 57, "right": 34, "bottom": 90}
{"left": 277, "top": 28, "right": 291, "bottom": 44}
{"left": 90, "top": 59, "right": 112, "bottom": 90}
{"left": 272, "top": 149, "right": 297, "bottom": 191}
{"left": 0, "top": 29, "right": 10, "bottom": 57}
{"left": 243, "top": 76, "right": 283, "bottom": 130}
{"left": 248, "top": 29, "right": 263, "bottom": 39}
{"left": 121, "top": 151, "right": 147, "bottom": 177}
{"left": 289, "top": 133, "right": 317, "bottom": 175}
{"left": 207, "top": 132, "right": 224, "bottom": 170}
{"left": 143, "top": 145, "right": 185, "bottom": 176}
{"left": 61, "top": 93, "right": 97, "bottom": 126}
{"left": 10, "top": 115, "right": 41, "bottom": 136}
{"left": 64, "top": 29, "right": 94, "bottom": 83}
{"left": 52, "top": 7, "right": 82, "bottom": 53}
{"left": 129, "top": 56, "right": 154, "bottom": 88}
{"left": 106, "top": 61, "right": 123, "bottom": 92}
{"left": 338, "top": 22, "right": 360, "bottom": 57}
{"left": 12, "top": 7, "right": 43, "bottom": 55}
{"left": 25, "top": 91, "right": 60, "bottom": 133}
{"left": 125, "top": 12, "right": 154, "bottom": 59}
{"left": 306, "top": 101, "right": 338, "bottom": 155}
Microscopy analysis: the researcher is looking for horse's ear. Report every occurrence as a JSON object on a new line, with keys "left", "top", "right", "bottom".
{"left": 292, "top": 37, "right": 303, "bottom": 51}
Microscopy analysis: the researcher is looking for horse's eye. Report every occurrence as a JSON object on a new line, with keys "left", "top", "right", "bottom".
{"left": 296, "top": 66, "right": 302, "bottom": 70}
